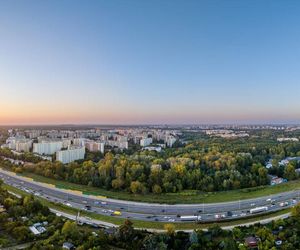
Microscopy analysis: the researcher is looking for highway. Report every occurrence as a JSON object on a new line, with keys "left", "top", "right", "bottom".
{"left": 0, "top": 168, "right": 299, "bottom": 223}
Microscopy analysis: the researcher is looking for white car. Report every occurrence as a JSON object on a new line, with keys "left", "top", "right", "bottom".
{"left": 65, "top": 203, "right": 72, "bottom": 207}
{"left": 168, "top": 219, "right": 175, "bottom": 222}
{"left": 280, "top": 202, "right": 288, "bottom": 207}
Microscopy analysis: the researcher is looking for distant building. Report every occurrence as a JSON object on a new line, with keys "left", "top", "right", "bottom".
{"left": 33, "top": 141, "right": 63, "bottom": 155}
{"left": 107, "top": 140, "right": 128, "bottom": 150}
{"left": 56, "top": 146, "right": 85, "bottom": 164}
{"left": 277, "top": 137, "right": 299, "bottom": 142}
{"left": 165, "top": 136, "right": 176, "bottom": 147}
{"left": 62, "top": 138, "right": 72, "bottom": 148}
{"left": 85, "top": 140, "right": 105, "bottom": 153}
{"left": 15, "top": 139, "right": 32, "bottom": 152}
{"left": 5, "top": 136, "right": 26, "bottom": 150}
{"left": 73, "top": 138, "right": 86, "bottom": 147}
{"left": 140, "top": 137, "right": 153, "bottom": 147}
{"left": 144, "top": 146, "right": 162, "bottom": 152}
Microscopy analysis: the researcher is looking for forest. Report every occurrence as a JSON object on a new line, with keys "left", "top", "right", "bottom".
{"left": 1, "top": 134, "right": 300, "bottom": 194}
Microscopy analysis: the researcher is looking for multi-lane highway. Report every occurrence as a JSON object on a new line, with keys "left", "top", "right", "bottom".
{"left": 0, "top": 168, "right": 298, "bottom": 223}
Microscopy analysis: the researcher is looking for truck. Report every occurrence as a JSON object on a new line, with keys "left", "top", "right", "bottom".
{"left": 180, "top": 215, "right": 201, "bottom": 221}
{"left": 250, "top": 206, "right": 268, "bottom": 214}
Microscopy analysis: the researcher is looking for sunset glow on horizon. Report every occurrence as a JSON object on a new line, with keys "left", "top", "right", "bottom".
{"left": 1, "top": 1, "right": 300, "bottom": 125}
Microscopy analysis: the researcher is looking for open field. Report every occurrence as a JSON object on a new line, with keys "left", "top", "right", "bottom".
{"left": 19, "top": 171, "right": 300, "bottom": 204}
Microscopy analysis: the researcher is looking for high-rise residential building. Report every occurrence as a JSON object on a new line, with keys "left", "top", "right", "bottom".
{"left": 56, "top": 146, "right": 85, "bottom": 164}
{"left": 33, "top": 141, "right": 63, "bottom": 155}
{"left": 140, "top": 137, "right": 153, "bottom": 147}
{"left": 62, "top": 138, "right": 72, "bottom": 148}
{"left": 73, "top": 138, "right": 86, "bottom": 147}
{"left": 107, "top": 140, "right": 128, "bottom": 150}
{"left": 166, "top": 136, "right": 176, "bottom": 147}
{"left": 85, "top": 140, "right": 105, "bottom": 153}
{"left": 6, "top": 136, "right": 26, "bottom": 150}
{"left": 15, "top": 139, "right": 33, "bottom": 152}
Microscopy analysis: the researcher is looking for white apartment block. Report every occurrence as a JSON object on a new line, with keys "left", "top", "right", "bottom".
{"left": 56, "top": 146, "right": 85, "bottom": 164}
{"left": 107, "top": 140, "right": 128, "bottom": 150}
{"left": 33, "top": 141, "right": 63, "bottom": 155}
{"left": 85, "top": 141, "right": 105, "bottom": 153}
{"left": 15, "top": 139, "right": 33, "bottom": 152}
{"left": 6, "top": 136, "right": 26, "bottom": 150}
{"left": 62, "top": 139, "right": 72, "bottom": 148}
{"left": 140, "top": 137, "right": 153, "bottom": 147}
{"left": 166, "top": 136, "right": 176, "bottom": 147}
{"left": 73, "top": 138, "right": 86, "bottom": 147}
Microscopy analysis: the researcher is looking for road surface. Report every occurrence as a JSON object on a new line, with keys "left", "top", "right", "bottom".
{"left": 0, "top": 168, "right": 298, "bottom": 223}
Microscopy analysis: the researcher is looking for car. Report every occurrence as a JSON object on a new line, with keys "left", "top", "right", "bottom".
{"left": 227, "top": 211, "right": 233, "bottom": 217}
{"left": 94, "top": 201, "right": 100, "bottom": 205}
{"left": 280, "top": 202, "right": 289, "bottom": 207}
{"left": 101, "top": 201, "right": 107, "bottom": 205}
{"left": 82, "top": 200, "right": 88, "bottom": 204}
{"left": 168, "top": 219, "right": 175, "bottom": 222}
{"left": 240, "top": 213, "right": 246, "bottom": 217}
{"left": 65, "top": 203, "right": 72, "bottom": 207}
{"left": 84, "top": 205, "right": 92, "bottom": 211}
{"left": 266, "top": 198, "right": 271, "bottom": 202}
{"left": 250, "top": 203, "right": 256, "bottom": 207}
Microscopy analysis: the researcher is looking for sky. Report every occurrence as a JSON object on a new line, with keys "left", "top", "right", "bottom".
{"left": 0, "top": 0, "right": 300, "bottom": 125}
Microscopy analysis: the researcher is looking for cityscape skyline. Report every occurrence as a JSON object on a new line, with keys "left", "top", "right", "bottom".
{"left": 1, "top": 1, "right": 300, "bottom": 125}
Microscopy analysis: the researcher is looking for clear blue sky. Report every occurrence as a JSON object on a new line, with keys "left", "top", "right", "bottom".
{"left": 0, "top": 0, "right": 300, "bottom": 124}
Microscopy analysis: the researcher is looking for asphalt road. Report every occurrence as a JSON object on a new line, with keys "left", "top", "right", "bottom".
{"left": 0, "top": 168, "right": 298, "bottom": 223}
